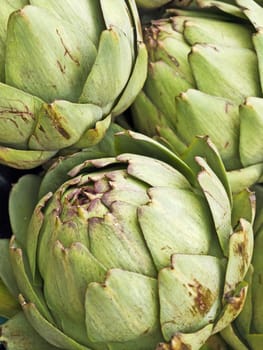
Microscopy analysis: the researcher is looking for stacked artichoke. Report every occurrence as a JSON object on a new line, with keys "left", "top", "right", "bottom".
{"left": 0, "top": 0, "right": 147, "bottom": 168}
{"left": 0, "top": 0, "right": 262, "bottom": 350}
{"left": 132, "top": 0, "right": 263, "bottom": 191}
{"left": 0, "top": 131, "right": 255, "bottom": 349}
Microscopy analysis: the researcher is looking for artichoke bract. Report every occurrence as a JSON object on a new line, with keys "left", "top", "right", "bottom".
{"left": 131, "top": 0, "right": 263, "bottom": 191}
{"left": 0, "top": 0, "right": 147, "bottom": 169}
{"left": 0, "top": 130, "right": 254, "bottom": 350}
{"left": 135, "top": 0, "right": 173, "bottom": 9}
{"left": 221, "top": 185, "right": 263, "bottom": 350}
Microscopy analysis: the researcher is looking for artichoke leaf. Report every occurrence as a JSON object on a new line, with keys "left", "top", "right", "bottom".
{"left": 155, "top": 126, "right": 189, "bottom": 157}
{"left": 9, "top": 174, "right": 42, "bottom": 249}
{"left": 235, "top": 266, "right": 254, "bottom": 337}
{"left": 183, "top": 16, "right": 253, "bottom": 48}
{"left": 0, "top": 311, "right": 60, "bottom": 350}
{"left": 0, "top": 277, "right": 20, "bottom": 318}
{"left": 28, "top": 101, "right": 104, "bottom": 151}
{"left": 227, "top": 163, "right": 263, "bottom": 194}
{"left": 100, "top": 0, "right": 135, "bottom": 54}
{"left": 37, "top": 122, "right": 121, "bottom": 197}
{"left": 223, "top": 219, "right": 254, "bottom": 296}
{"left": 112, "top": 41, "right": 148, "bottom": 117}
{"left": 42, "top": 241, "right": 107, "bottom": 346}
{"left": 0, "top": 146, "right": 56, "bottom": 169}
{"left": 73, "top": 114, "right": 111, "bottom": 149}
{"left": 239, "top": 97, "right": 263, "bottom": 167}
{"left": 19, "top": 296, "right": 91, "bottom": 350}
{"left": 79, "top": 28, "right": 133, "bottom": 115}
{"left": 0, "top": 0, "right": 29, "bottom": 81}
{"left": 159, "top": 254, "right": 224, "bottom": 339}
{"left": 0, "top": 240, "right": 20, "bottom": 315}
{"left": 117, "top": 153, "right": 191, "bottom": 189}
{"left": 115, "top": 130, "right": 195, "bottom": 184}
{"left": 253, "top": 30, "right": 263, "bottom": 94}
{"left": 9, "top": 237, "right": 54, "bottom": 323}
{"left": 131, "top": 90, "right": 168, "bottom": 137}
{"left": 29, "top": 0, "right": 104, "bottom": 45}
{"left": 5, "top": 5, "right": 97, "bottom": 102}
{"left": 159, "top": 323, "right": 214, "bottom": 350}
{"left": 250, "top": 224, "right": 263, "bottom": 333}
{"left": 196, "top": 0, "right": 247, "bottom": 18}
{"left": 135, "top": 0, "right": 171, "bottom": 8}
{"left": 220, "top": 324, "right": 249, "bottom": 350}
{"left": 0, "top": 83, "right": 43, "bottom": 149}
{"left": 26, "top": 191, "right": 53, "bottom": 279}
{"left": 181, "top": 136, "right": 232, "bottom": 202}
{"left": 139, "top": 187, "right": 218, "bottom": 270}
{"left": 94, "top": 169, "right": 149, "bottom": 207}
{"left": 85, "top": 269, "right": 159, "bottom": 344}
{"left": 143, "top": 61, "right": 193, "bottom": 127}
{"left": 231, "top": 189, "right": 256, "bottom": 227}
{"left": 37, "top": 182, "right": 92, "bottom": 277}
{"left": 108, "top": 328, "right": 164, "bottom": 350}
{"left": 196, "top": 156, "right": 232, "bottom": 256}
{"left": 213, "top": 282, "right": 248, "bottom": 334}
{"left": 189, "top": 43, "right": 261, "bottom": 104}
{"left": 175, "top": 89, "right": 241, "bottom": 170}
{"left": 88, "top": 201, "right": 156, "bottom": 276}
{"left": 236, "top": 0, "right": 263, "bottom": 28}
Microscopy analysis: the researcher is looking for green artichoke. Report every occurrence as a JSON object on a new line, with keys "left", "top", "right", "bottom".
{"left": 0, "top": 0, "right": 147, "bottom": 169}
{"left": 0, "top": 129, "right": 254, "bottom": 350}
{"left": 131, "top": 0, "right": 263, "bottom": 191}
{"left": 221, "top": 184, "right": 263, "bottom": 350}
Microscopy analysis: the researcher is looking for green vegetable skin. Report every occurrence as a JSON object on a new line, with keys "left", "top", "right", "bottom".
{"left": 0, "top": 0, "right": 147, "bottom": 169}
{"left": 0, "top": 130, "right": 254, "bottom": 350}
{"left": 221, "top": 185, "right": 263, "bottom": 350}
{"left": 131, "top": 0, "right": 263, "bottom": 191}
{"left": 135, "top": 0, "right": 172, "bottom": 9}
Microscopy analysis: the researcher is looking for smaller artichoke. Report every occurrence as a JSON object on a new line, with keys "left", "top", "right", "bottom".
{"left": 0, "top": 0, "right": 147, "bottom": 169}
{"left": 0, "top": 130, "right": 254, "bottom": 350}
{"left": 221, "top": 185, "right": 263, "bottom": 350}
{"left": 131, "top": 0, "right": 263, "bottom": 191}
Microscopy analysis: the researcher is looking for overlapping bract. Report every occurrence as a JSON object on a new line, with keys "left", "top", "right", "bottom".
{"left": 0, "top": 0, "right": 147, "bottom": 169}
{"left": 221, "top": 185, "right": 263, "bottom": 350}
{"left": 131, "top": 0, "right": 263, "bottom": 190}
{"left": 135, "top": 0, "right": 172, "bottom": 9}
{"left": 0, "top": 130, "right": 254, "bottom": 350}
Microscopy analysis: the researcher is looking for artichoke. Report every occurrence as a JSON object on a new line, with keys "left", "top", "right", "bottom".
{"left": 0, "top": 0, "right": 147, "bottom": 169}
{"left": 131, "top": 0, "right": 263, "bottom": 191}
{"left": 221, "top": 184, "right": 263, "bottom": 350}
{"left": 0, "top": 130, "right": 254, "bottom": 350}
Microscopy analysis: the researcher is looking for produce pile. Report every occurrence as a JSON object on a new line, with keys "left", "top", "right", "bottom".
{"left": 0, "top": 1, "right": 262, "bottom": 349}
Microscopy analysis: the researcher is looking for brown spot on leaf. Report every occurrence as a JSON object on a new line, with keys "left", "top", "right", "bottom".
{"left": 188, "top": 279, "right": 213, "bottom": 316}
{"left": 45, "top": 104, "right": 70, "bottom": 139}
{"left": 224, "top": 287, "right": 246, "bottom": 312}
{"left": 38, "top": 125, "right": 45, "bottom": 133}
{"left": 57, "top": 60, "right": 66, "bottom": 74}
{"left": 56, "top": 29, "right": 80, "bottom": 66}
